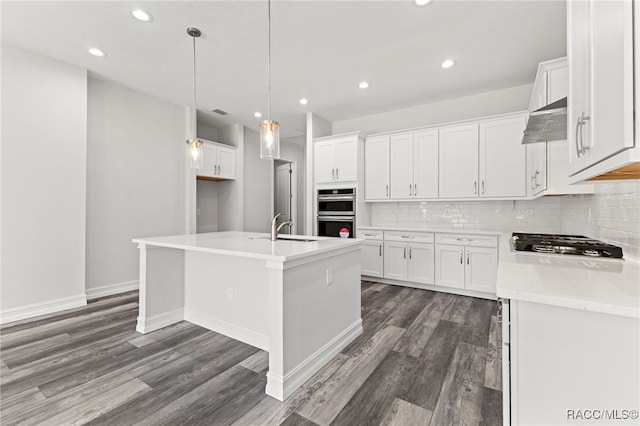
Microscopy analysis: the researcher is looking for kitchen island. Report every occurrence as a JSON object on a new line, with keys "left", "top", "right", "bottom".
{"left": 132, "top": 231, "right": 363, "bottom": 401}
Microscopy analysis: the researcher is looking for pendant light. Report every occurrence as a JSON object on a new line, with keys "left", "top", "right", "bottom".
{"left": 186, "top": 27, "right": 203, "bottom": 169}
{"left": 259, "top": 0, "right": 280, "bottom": 159}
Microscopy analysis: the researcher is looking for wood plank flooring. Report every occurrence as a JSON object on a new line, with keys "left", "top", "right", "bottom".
{"left": 0, "top": 281, "right": 502, "bottom": 425}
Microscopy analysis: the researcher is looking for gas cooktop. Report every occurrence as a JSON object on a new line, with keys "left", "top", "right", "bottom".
{"left": 512, "top": 233, "right": 624, "bottom": 258}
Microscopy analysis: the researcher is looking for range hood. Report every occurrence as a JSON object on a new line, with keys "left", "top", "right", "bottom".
{"left": 522, "top": 97, "right": 567, "bottom": 144}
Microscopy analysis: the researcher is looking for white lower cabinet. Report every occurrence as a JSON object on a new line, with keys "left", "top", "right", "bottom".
{"left": 465, "top": 247, "right": 498, "bottom": 293}
{"left": 407, "top": 243, "right": 435, "bottom": 284}
{"left": 361, "top": 240, "right": 384, "bottom": 278}
{"left": 383, "top": 241, "right": 408, "bottom": 281}
{"left": 434, "top": 245, "right": 466, "bottom": 289}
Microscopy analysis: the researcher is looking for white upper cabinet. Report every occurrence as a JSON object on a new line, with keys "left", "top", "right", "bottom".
{"left": 439, "top": 124, "right": 479, "bottom": 198}
{"left": 479, "top": 115, "right": 527, "bottom": 198}
{"left": 568, "top": 0, "right": 636, "bottom": 179}
{"left": 364, "top": 135, "right": 390, "bottom": 200}
{"left": 413, "top": 130, "right": 439, "bottom": 199}
{"left": 314, "top": 133, "right": 360, "bottom": 184}
{"left": 197, "top": 140, "right": 237, "bottom": 180}
{"left": 390, "top": 133, "right": 413, "bottom": 199}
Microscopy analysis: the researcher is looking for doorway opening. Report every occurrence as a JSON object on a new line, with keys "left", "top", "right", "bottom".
{"left": 274, "top": 160, "right": 297, "bottom": 235}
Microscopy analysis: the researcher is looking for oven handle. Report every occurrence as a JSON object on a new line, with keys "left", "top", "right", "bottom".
{"left": 317, "top": 195, "right": 356, "bottom": 201}
{"left": 317, "top": 216, "right": 355, "bottom": 222}
{"left": 318, "top": 211, "right": 355, "bottom": 216}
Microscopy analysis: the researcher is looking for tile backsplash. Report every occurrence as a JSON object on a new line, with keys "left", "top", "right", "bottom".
{"left": 368, "top": 181, "right": 640, "bottom": 260}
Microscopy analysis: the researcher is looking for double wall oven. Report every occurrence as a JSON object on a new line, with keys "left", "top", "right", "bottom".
{"left": 317, "top": 188, "right": 356, "bottom": 238}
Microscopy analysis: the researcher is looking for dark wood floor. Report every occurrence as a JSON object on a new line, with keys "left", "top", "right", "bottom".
{"left": 0, "top": 282, "right": 502, "bottom": 426}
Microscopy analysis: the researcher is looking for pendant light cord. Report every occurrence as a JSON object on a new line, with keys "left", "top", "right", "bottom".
{"left": 192, "top": 33, "right": 197, "bottom": 139}
{"left": 267, "top": 0, "right": 271, "bottom": 122}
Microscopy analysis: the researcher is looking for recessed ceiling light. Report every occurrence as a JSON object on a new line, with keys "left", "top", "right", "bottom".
{"left": 131, "top": 9, "right": 152, "bottom": 22}
{"left": 299, "top": 98, "right": 309, "bottom": 105}
{"left": 88, "top": 48, "right": 105, "bottom": 57}
{"left": 415, "top": 0, "right": 433, "bottom": 5}
{"left": 254, "top": 112, "right": 263, "bottom": 118}
{"left": 358, "top": 81, "right": 369, "bottom": 89}
{"left": 441, "top": 59, "right": 455, "bottom": 69}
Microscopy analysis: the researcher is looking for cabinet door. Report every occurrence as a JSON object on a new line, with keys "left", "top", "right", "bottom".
{"left": 361, "top": 241, "right": 384, "bottom": 278}
{"left": 567, "top": 0, "right": 592, "bottom": 175}
{"left": 547, "top": 65, "right": 568, "bottom": 105}
{"left": 198, "top": 143, "right": 217, "bottom": 178}
{"left": 365, "top": 136, "right": 390, "bottom": 200}
{"left": 390, "top": 133, "right": 414, "bottom": 199}
{"left": 314, "top": 140, "right": 336, "bottom": 183}
{"left": 588, "top": 0, "right": 634, "bottom": 166}
{"left": 439, "top": 124, "right": 479, "bottom": 198}
{"left": 407, "top": 243, "right": 435, "bottom": 285}
{"left": 527, "top": 142, "right": 547, "bottom": 196}
{"left": 413, "top": 130, "right": 439, "bottom": 199}
{"left": 479, "top": 116, "right": 527, "bottom": 198}
{"left": 435, "top": 244, "right": 465, "bottom": 289}
{"left": 335, "top": 137, "right": 357, "bottom": 182}
{"left": 383, "top": 242, "right": 407, "bottom": 281}
{"left": 464, "top": 247, "right": 497, "bottom": 294}
{"left": 217, "top": 145, "right": 236, "bottom": 179}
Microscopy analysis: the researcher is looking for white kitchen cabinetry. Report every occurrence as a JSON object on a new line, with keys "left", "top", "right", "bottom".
{"left": 567, "top": 0, "right": 637, "bottom": 181}
{"left": 439, "top": 124, "right": 479, "bottom": 198}
{"left": 365, "top": 135, "right": 390, "bottom": 200}
{"left": 507, "top": 300, "right": 639, "bottom": 425}
{"left": 314, "top": 133, "right": 359, "bottom": 184}
{"left": 383, "top": 232, "right": 435, "bottom": 285}
{"left": 435, "top": 234, "right": 498, "bottom": 293}
{"left": 358, "top": 230, "right": 384, "bottom": 278}
{"left": 390, "top": 130, "right": 438, "bottom": 199}
{"left": 526, "top": 143, "right": 547, "bottom": 196}
{"left": 479, "top": 116, "right": 527, "bottom": 198}
{"left": 197, "top": 140, "right": 237, "bottom": 180}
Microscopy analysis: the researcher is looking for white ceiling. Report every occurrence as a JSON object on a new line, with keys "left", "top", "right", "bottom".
{"left": 1, "top": 1, "right": 566, "bottom": 136}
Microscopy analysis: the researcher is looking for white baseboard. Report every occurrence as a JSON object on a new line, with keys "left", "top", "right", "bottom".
{"left": 266, "top": 318, "right": 363, "bottom": 401}
{"left": 86, "top": 280, "right": 139, "bottom": 300}
{"left": 184, "top": 308, "right": 269, "bottom": 351}
{"left": 136, "top": 308, "right": 184, "bottom": 334}
{"left": 0, "top": 294, "right": 87, "bottom": 325}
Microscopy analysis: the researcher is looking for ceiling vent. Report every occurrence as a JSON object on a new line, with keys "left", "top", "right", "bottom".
{"left": 211, "top": 108, "right": 229, "bottom": 116}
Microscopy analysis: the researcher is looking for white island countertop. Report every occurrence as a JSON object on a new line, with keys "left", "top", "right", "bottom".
{"left": 496, "top": 232, "right": 640, "bottom": 318}
{"left": 133, "top": 231, "right": 362, "bottom": 262}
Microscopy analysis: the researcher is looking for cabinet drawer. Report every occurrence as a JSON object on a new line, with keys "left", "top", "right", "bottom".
{"left": 358, "top": 230, "right": 384, "bottom": 240}
{"left": 385, "top": 231, "right": 434, "bottom": 243}
{"left": 435, "top": 233, "right": 498, "bottom": 248}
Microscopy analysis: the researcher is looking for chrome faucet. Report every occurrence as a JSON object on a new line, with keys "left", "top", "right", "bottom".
{"left": 271, "top": 213, "right": 293, "bottom": 241}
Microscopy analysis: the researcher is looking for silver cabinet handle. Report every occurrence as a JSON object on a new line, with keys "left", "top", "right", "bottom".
{"left": 332, "top": 168, "right": 335, "bottom": 180}
{"left": 379, "top": 244, "right": 382, "bottom": 256}
{"left": 414, "top": 184, "right": 417, "bottom": 196}
{"left": 481, "top": 180, "right": 485, "bottom": 194}
{"left": 466, "top": 250, "right": 470, "bottom": 265}
{"left": 336, "top": 168, "right": 339, "bottom": 180}
{"left": 535, "top": 170, "right": 540, "bottom": 187}
{"left": 386, "top": 185, "right": 389, "bottom": 197}
{"left": 580, "top": 113, "right": 590, "bottom": 155}
{"left": 497, "top": 299, "right": 503, "bottom": 325}
{"left": 401, "top": 235, "right": 415, "bottom": 239}
{"left": 474, "top": 181, "right": 477, "bottom": 194}
{"left": 409, "top": 184, "right": 412, "bottom": 196}
{"left": 456, "top": 238, "right": 471, "bottom": 242}
{"left": 404, "top": 247, "right": 407, "bottom": 259}
{"left": 531, "top": 175, "right": 536, "bottom": 190}
{"left": 459, "top": 250, "right": 463, "bottom": 264}
{"left": 364, "top": 233, "right": 376, "bottom": 236}
{"left": 217, "top": 165, "right": 220, "bottom": 175}
{"left": 409, "top": 247, "right": 412, "bottom": 259}
{"left": 575, "top": 115, "right": 582, "bottom": 158}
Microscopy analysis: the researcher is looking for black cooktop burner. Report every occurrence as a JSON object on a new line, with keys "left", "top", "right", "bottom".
{"left": 512, "top": 233, "right": 624, "bottom": 258}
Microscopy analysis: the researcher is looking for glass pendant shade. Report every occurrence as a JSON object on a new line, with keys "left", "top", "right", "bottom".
{"left": 186, "top": 138, "right": 203, "bottom": 169}
{"left": 260, "top": 119, "right": 280, "bottom": 159}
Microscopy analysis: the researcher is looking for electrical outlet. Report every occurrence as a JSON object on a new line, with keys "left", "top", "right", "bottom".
{"left": 326, "top": 267, "right": 333, "bottom": 285}
{"left": 227, "top": 287, "right": 234, "bottom": 301}
{"left": 526, "top": 209, "right": 534, "bottom": 217}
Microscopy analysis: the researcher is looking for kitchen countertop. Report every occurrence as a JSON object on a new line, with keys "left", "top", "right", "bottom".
{"left": 358, "top": 226, "right": 502, "bottom": 236}
{"left": 496, "top": 232, "right": 640, "bottom": 318}
{"left": 133, "top": 231, "right": 362, "bottom": 262}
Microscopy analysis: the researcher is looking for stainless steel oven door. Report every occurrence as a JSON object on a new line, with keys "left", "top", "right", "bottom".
{"left": 317, "top": 215, "right": 355, "bottom": 238}
{"left": 317, "top": 194, "right": 355, "bottom": 216}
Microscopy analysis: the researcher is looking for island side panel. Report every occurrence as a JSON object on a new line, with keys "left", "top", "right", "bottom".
{"left": 136, "top": 244, "right": 186, "bottom": 333}
{"left": 266, "top": 246, "right": 363, "bottom": 401}
{"left": 183, "top": 251, "right": 269, "bottom": 350}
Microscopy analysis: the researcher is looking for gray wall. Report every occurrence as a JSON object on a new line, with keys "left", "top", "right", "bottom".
{"left": 86, "top": 77, "right": 186, "bottom": 292}
{"left": 243, "top": 127, "right": 272, "bottom": 232}
{"left": 1, "top": 44, "right": 87, "bottom": 318}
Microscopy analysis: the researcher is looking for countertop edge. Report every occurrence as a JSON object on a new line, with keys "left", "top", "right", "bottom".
{"left": 357, "top": 226, "right": 502, "bottom": 236}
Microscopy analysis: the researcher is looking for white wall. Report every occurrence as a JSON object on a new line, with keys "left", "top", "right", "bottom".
{"left": 86, "top": 77, "right": 186, "bottom": 294}
{"left": 1, "top": 45, "right": 87, "bottom": 320}
{"left": 195, "top": 181, "right": 218, "bottom": 233}
{"left": 243, "top": 127, "right": 272, "bottom": 232}
{"left": 332, "top": 83, "right": 534, "bottom": 135}
{"left": 280, "top": 138, "right": 306, "bottom": 234}
{"left": 305, "top": 113, "right": 332, "bottom": 234}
